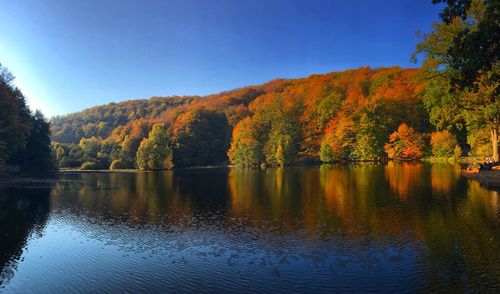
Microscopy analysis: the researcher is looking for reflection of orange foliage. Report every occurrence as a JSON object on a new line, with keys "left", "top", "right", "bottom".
{"left": 319, "top": 164, "right": 408, "bottom": 237}
{"left": 430, "top": 164, "right": 460, "bottom": 195}
{"left": 384, "top": 162, "right": 425, "bottom": 199}
{"left": 227, "top": 168, "right": 266, "bottom": 219}
{"left": 319, "top": 166, "right": 348, "bottom": 210}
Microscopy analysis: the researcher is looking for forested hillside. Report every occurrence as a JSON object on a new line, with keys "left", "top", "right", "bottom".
{"left": 50, "top": 66, "right": 489, "bottom": 170}
{"left": 51, "top": 96, "right": 196, "bottom": 143}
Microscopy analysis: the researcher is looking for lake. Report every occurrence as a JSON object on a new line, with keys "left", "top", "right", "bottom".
{"left": 1, "top": 163, "right": 499, "bottom": 293}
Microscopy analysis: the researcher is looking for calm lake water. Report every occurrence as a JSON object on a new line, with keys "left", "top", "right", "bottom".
{"left": 1, "top": 163, "right": 499, "bottom": 293}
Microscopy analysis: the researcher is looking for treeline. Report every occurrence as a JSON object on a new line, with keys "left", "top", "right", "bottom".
{"left": 50, "top": 66, "right": 490, "bottom": 170}
{"left": 0, "top": 64, "right": 53, "bottom": 172}
{"left": 51, "top": 95, "right": 196, "bottom": 143}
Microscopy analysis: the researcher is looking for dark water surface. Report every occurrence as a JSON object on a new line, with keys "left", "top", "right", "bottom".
{"left": 1, "top": 163, "right": 499, "bottom": 293}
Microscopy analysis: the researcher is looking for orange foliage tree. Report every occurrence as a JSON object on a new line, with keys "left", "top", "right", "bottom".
{"left": 320, "top": 117, "right": 356, "bottom": 162}
{"left": 227, "top": 117, "right": 263, "bottom": 166}
{"left": 384, "top": 124, "right": 426, "bottom": 161}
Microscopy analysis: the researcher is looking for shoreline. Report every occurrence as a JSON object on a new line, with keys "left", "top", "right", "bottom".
{"left": 461, "top": 167, "right": 500, "bottom": 190}
{"left": 3, "top": 162, "right": 500, "bottom": 192}
{"left": 58, "top": 169, "right": 140, "bottom": 174}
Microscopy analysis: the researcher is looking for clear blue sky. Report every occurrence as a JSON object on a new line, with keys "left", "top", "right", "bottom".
{"left": 0, "top": 0, "right": 442, "bottom": 117}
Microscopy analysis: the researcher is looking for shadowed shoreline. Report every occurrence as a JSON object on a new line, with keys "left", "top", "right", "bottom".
{"left": 462, "top": 168, "right": 500, "bottom": 190}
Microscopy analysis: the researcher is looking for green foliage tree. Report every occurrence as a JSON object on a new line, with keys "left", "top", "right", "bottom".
{"left": 0, "top": 64, "right": 32, "bottom": 169}
{"left": 430, "top": 130, "right": 461, "bottom": 157}
{"left": 79, "top": 137, "right": 101, "bottom": 161}
{"left": 352, "top": 111, "right": 387, "bottom": 161}
{"left": 461, "top": 65, "right": 500, "bottom": 159}
{"left": 80, "top": 160, "right": 104, "bottom": 170}
{"left": 136, "top": 124, "right": 173, "bottom": 170}
{"left": 20, "top": 111, "right": 54, "bottom": 171}
{"left": 316, "top": 91, "right": 343, "bottom": 129}
{"left": 62, "top": 144, "right": 84, "bottom": 168}
{"left": 227, "top": 117, "right": 263, "bottom": 166}
{"left": 467, "top": 127, "right": 491, "bottom": 157}
{"left": 51, "top": 142, "right": 65, "bottom": 164}
{"left": 319, "top": 140, "right": 334, "bottom": 163}
{"left": 414, "top": 0, "right": 499, "bottom": 160}
{"left": 0, "top": 63, "right": 53, "bottom": 172}
{"left": 98, "top": 140, "right": 122, "bottom": 168}
{"left": 263, "top": 110, "right": 300, "bottom": 166}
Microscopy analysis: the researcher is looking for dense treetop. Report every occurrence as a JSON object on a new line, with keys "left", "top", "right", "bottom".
{"left": 50, "top": 66, "right": 478, "bottom": 170}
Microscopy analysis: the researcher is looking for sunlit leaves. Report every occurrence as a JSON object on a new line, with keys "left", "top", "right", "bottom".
{"left": 384, "top": 124, "right": 425, "bottom": 161}
{"left": 136, "top": 124, "right": 173, "bottom": 171}
{"left": 227, "top": 117, "right": 263, "bottom": 166}
{"left": 430, "top": 130, "right": 461, "bottom": 157}
{"left": 415, "top": 0, "right": 498, "bottom": 159}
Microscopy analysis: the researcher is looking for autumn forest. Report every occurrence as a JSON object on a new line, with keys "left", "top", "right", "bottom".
{"left": 43, "top": 66, "right": 481, "bottom": 171}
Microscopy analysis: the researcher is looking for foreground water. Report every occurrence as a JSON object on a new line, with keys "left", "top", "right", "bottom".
{"left": 0, "top": 163, "right": 499, "bottom": 293}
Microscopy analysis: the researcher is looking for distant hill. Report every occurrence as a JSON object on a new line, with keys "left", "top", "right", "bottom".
{"left": 50, "top": 95, "right": 197, "bottom": 143}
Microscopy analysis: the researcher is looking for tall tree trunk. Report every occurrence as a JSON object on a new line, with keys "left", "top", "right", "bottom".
{"left": 492, "top": 127, "right": 499, "bottom": 162}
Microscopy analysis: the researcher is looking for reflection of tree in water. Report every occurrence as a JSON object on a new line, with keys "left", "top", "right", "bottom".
{"left": 430, "top": 164, "right": 461, "bottom": 196}
{"left": 229, "top": 164, "right": 500, "bottom": 290}
{"left": 417, "top": 180, "right": 500, "bottom": 291}
{"left": 0, "top": 187, "right": 51, "bottom": 286}
{"left": 23, "top": 168, "right": 499, "bottom": 291}
{"left": 50, "top": 170, "right": 231, "bottom": 226}
{"left": 384, "top": 162, "right": 427, "bottom": 200}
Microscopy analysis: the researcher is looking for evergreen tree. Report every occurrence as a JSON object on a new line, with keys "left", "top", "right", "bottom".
{"left": 0, "top": 63, "right": 53, "bottom": 172}
{"left": 172, "top": 109, "right": 231, "bottom": 167}
{"left": 20, "top": 111, "right": 54, "bottom": 171}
